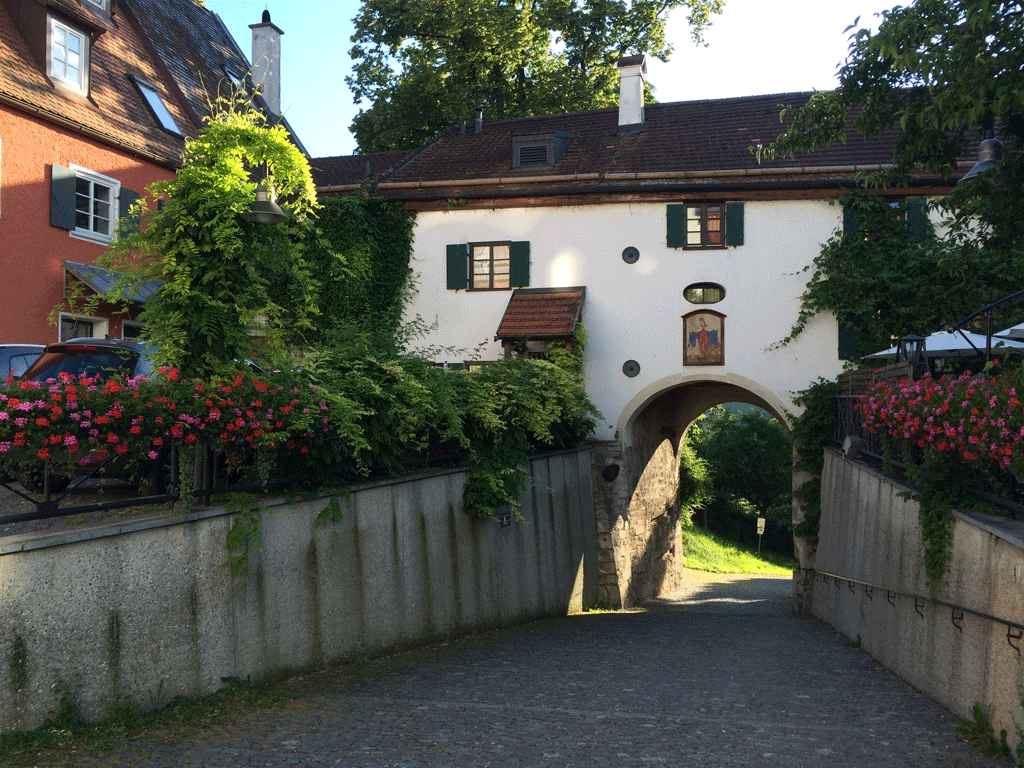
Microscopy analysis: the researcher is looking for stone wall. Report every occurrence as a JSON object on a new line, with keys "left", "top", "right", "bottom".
{"left": 813, "top": 450, "right": 1024, "bottom": 744}
{"left": 0, "top": 449, "right": 597, "bottom": 734}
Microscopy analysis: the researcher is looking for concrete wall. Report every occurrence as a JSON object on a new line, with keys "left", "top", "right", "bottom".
{"left": 0, "top": 448, "right": 597, "bottom": 734}
{"left": 813, "top": 450, "right": 1024, "bottom": 743}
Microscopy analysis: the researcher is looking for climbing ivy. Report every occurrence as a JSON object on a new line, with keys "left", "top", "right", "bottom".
{"left": 788, "top": 378, "right": 841, "bottom": 546}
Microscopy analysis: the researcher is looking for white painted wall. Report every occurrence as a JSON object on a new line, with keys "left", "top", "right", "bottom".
{"left": 404, "top": 200, "right": 846, "bottom": 441}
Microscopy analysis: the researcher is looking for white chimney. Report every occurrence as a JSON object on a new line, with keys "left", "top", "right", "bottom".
{"left": 617, "top": 54, "right": 647, "bottom": 134}
{"left": 250, "top": 10, "right": 284, "bottom": 115}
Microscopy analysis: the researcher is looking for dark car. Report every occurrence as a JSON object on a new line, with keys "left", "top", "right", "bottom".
{"left": 21, "top": 337, "right": 154, "bottom": 382}
{"left": 0, "top": 344, "right": 45, "bottom": 381}
{"left": 14, "top": 338, "right": 161, "bottom": 493}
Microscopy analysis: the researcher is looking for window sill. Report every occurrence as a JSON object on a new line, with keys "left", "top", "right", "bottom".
{"left": 70, "top": 229, "right": 112, "bottom": 246}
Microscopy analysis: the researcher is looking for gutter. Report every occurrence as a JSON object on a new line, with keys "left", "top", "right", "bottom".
{"left": 0, "top": 92, "right": 182, "bottom": 168}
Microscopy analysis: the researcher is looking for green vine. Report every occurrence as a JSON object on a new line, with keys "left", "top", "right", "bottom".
{"left": 898, "top": 455, "right": 968, "bottom": 587}
{"left": 788, "top": 378, "right": 840, "bottom": 545}
{"left": 224, "top": 494, "right": 272, "bottom": 577}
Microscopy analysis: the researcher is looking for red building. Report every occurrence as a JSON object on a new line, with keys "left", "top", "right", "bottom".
{"left": 0, "top": 0, "right": 285, "bottom": 343}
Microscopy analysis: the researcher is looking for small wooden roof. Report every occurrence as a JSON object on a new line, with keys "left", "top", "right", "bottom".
{"left": 495, "top": 287, "right": 585, "bottom": 341}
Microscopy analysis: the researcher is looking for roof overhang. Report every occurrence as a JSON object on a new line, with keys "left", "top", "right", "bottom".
{"left": 64, "top": 260, "right": 161, "bottom": 303}
{"left": 495, "top": 287, "right": 586, "bottom": 342}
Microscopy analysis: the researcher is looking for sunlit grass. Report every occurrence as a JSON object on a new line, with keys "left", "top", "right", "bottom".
{"left": 682, "top": 526, "right": 797, "bottom": 575}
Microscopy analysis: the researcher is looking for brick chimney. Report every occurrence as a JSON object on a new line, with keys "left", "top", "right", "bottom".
{"left": 617, "top": 54, "right": 647, "bottom": 134}
{"left": 250, "top": 10, "right": 284, "bottom": 115}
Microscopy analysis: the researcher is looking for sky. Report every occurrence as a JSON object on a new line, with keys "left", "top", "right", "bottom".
{"left": 204, "top": 0, "right": 897, "bottom": 159}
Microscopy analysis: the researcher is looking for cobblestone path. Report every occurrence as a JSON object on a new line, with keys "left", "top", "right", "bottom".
{"left": 19, "top": 570, "right": 1009, "bottom": 768}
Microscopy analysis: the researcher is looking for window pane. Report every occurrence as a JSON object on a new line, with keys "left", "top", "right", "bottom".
{"left": 473, "top": 276, "right": 490, "bottom": 289}
{"left": 492, "top": 244, "right": 509, "bottom": 259}
{"left": 493, "top": 259, "right": 509, "bottom": 275}
{"left": 493, "top": 275, "right": 510, "bottom": 288}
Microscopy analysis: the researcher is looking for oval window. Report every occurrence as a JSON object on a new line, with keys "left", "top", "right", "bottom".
{"left": 684, "top": 283, "right": 725, "bottom": 304}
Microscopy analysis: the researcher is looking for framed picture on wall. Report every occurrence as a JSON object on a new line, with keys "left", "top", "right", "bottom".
{"left": 683, "top": 310, "right": 725, "bottom": 366}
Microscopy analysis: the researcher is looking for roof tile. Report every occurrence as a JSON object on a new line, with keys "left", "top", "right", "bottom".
{"left": 496, "top": 288, "right": 586, "bottom": 340}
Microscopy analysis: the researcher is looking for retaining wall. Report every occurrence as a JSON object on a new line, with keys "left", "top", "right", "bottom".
{"left": 0, "top": 448, "right": 597, "bottom": 734}
{"left": 813, "top": 449, "right": 1024, "bottom": 744}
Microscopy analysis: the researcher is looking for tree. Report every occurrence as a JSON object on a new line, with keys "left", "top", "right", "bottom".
{"left": 766, "top": 0, "right": 1024, "bottom": 340}
{"left": 101, "top": 97, "right": 320, "bottom": 378}
{"left": 688, "top": 407, "right": 792, "bottom": 551}
{"left": 347, "top": 0, "right": 724, "bottom": 152}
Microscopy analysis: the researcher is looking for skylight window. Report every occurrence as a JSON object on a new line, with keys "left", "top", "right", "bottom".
{"left": 131, "top": 76, "right": 182, "bottom": 136}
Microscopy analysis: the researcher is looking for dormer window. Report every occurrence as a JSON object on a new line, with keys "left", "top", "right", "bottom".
{"left": 83, "top": 0, "right": 109, "bottom": 10}
{"left": 48, "top": 16, "right": 89, "bottom": 92}
{"left": 130, "top": 76, "right": 183, "bottom": 136}
{"left": 512, "top": 132, "right": 572, "bottom": 170}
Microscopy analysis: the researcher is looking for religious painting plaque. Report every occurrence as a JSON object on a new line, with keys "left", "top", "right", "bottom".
{"left": 683, "top": 310, "right": 725, "bottom": 366}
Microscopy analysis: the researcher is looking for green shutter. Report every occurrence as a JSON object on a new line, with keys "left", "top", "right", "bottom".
{"left": 842, "top": 202, "right": 860, "bottom": 238}
{"left": 118, "top": 188, "right": 140, "bottom": 237}
{"left": 446, "top": 243, "right": 468, "bottom": 290}
{"left": 509, "top": 241, "right": 530, "bottom": 287}
{"left": 666, "top": 203, "right": 687, "bottom": 248}
{"left": 906, "top": 197, "right": 927, "bottom": 243}
{"left": 50, "top": 164, "right": 77, "bottom": 230}
{"left": 725, "top": 202, "right": 744, "bottom": 246}
{"left": 838, "top": 314, "right": 861, "bottom": 360}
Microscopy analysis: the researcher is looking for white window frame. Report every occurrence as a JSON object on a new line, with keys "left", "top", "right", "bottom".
{"left": 121, "top": 321, "right": 145, "bottom": 340}
{"left": 83, "top": 0, "right": 109, "bottom": 11}
{"left": 59, "top": 313, "right": 108, "bottom": 342}
{"left": 69, "top": 164, "right": 120, "bottom": 244}
{"left": 48, "top": 16, "right": 89, "bottom": 93}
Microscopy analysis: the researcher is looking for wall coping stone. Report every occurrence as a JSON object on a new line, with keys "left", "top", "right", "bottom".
{"left": 0, "top": 448, "right": 588, "bottom": 557}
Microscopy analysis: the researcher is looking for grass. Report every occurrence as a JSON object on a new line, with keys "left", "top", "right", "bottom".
{"left": 0, "top": 677, "right": 288, "bottom": 767}
{"left": 682, "top": 525, "right": 798, "bottom": 575}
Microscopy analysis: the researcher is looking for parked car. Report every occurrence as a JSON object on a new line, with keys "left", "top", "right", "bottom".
{"left": 20, "top": 337, "right": 154, "bottom": 382}
{"left": 0, "top": 344, "right": 45, "bottom": 381}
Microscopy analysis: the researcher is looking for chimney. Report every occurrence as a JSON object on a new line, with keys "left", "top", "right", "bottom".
{"left": 474, "top": 107, "right": 483, "bottom": 133}
{"left": 250, "top": 10, "right": 284, "bottom": 115}
{"left": 617, "top": 55, "right": 647, "bottom": 134}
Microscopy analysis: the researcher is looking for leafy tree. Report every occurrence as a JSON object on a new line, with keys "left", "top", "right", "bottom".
{"left": 101, "top": 97, "right": 319, "bottom": 377}
{"left": 766, "top": 0, "right": 1024, "bottom": 343}
{"left": 689, "top": 407, "right": 793, "bottom": 552}
{"left": 347, "top": 0, "right": 724, "bottom": 152}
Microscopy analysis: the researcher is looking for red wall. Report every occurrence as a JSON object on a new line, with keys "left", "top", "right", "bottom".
{"left": 0, "top": 103, "right": 177, "bottom": 343}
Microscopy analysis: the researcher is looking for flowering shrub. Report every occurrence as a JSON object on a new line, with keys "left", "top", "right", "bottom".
{"left": 857, "top": 362, "right": 1024, "bottom": 584}
{"left": 858, "top": 363, "right": 1024, "bottom": 481}
{"left": 0, "top": 368, "right": 359, "bottom": 487}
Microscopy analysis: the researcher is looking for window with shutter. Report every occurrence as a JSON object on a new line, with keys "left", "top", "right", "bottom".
{"left": 667, "top": 203, "right": 743, "bottom": 249}
{"left": 446, "top": 241, "right": 529, "bottom": 290}
{"left": 51, "top": 164, "right": 128, "bottom": 244}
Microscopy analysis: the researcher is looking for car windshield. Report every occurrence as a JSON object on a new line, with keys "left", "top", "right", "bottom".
{"left": 26, "top": 349, "right": 139, "bottom": 381}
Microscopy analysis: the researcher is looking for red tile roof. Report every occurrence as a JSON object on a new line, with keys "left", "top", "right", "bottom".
{"left": 495, "top": 288, "right": 585, "bottom": 341}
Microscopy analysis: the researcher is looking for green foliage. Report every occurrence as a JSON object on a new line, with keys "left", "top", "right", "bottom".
{"left": 97, "top": 96, "right": 319, "bottom": 378}
{"left": 956, "top": 702, "right": 1012, "bottom": 761}
{"left": 303, "top": 196, "right": 416, "bottom": 350}
{"left": 688, "top": 407, "right": 793, "bottom": 554}
{"left": 789, "top": 378, "right": 841, "bottom": 544}
{"left": 347, "top": 0, "right": 724, "bottom": 151}
{"left": 0, "top": 677, "right": 284, "bottom": 767}
{"left": 765, "top": 0, "right": 1024, "bottom": 348}
{"left": 677, "top": 437, "right": 712, "bottom": 526}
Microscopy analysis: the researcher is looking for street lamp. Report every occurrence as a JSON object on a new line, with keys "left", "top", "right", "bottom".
{"left": 958, "top": 138, "right": 1003, "bottom": 185}
{"left": 241, "top": 181, "right": 289, "bottom": 225}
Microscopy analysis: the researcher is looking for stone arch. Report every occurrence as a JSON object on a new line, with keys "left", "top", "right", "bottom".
{"left": 590, "top": 373, "right": 796, "bottom": 610}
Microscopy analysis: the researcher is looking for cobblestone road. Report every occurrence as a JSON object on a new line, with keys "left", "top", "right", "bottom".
{"left": 18, "top": 570, "right": 1009, "bottom": 768}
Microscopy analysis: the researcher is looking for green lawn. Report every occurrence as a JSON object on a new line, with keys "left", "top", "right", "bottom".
{"left": 682, "top": 526, "right": 797, "bottom": 575}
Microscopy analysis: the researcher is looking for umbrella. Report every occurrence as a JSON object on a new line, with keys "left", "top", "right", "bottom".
{"left": 863, "top": 330, "right": 1024, "bottom": 359}
{"left": 994, "top": 322, "right": 1024, "bottom": 341}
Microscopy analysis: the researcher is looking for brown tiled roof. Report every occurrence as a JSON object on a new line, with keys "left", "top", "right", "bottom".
{"left": 314, "top": 92, "right": 956, "bottom": 202}
{"left": 311, "top": 150, "right": 416, "bottom": 189}
{"left": 0, "top": 0, "right": 199, "bottom": 166}
{"left": 495, "top": 288, "right": 585, "bottom": 341}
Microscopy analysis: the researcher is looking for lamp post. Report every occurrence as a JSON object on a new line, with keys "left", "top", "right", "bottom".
{"left": 897, "top": 333, "right": 927, "bottom": 377}
{"left": 958, "top": 138, "right": 1003, "bottom": 185}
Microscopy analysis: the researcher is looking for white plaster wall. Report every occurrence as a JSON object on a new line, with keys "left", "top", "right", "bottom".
{"left": 405, "top": 200, "right": 846, "bottom": 441}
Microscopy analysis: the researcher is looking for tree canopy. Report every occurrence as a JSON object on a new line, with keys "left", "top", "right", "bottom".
{"left": 768, "top": 0, "right": 1024, "bottom": 349}
{"left": 346, "top": 0, "right": 724, "bottom": 152}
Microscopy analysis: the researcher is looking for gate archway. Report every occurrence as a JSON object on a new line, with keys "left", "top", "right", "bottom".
{"left": 591, "top": 373, "right": 797, "bottom": 609}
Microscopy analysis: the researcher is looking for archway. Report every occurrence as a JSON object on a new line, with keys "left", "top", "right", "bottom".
{"left": 590, "top": 373, "right": 796, "bottom": 609}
